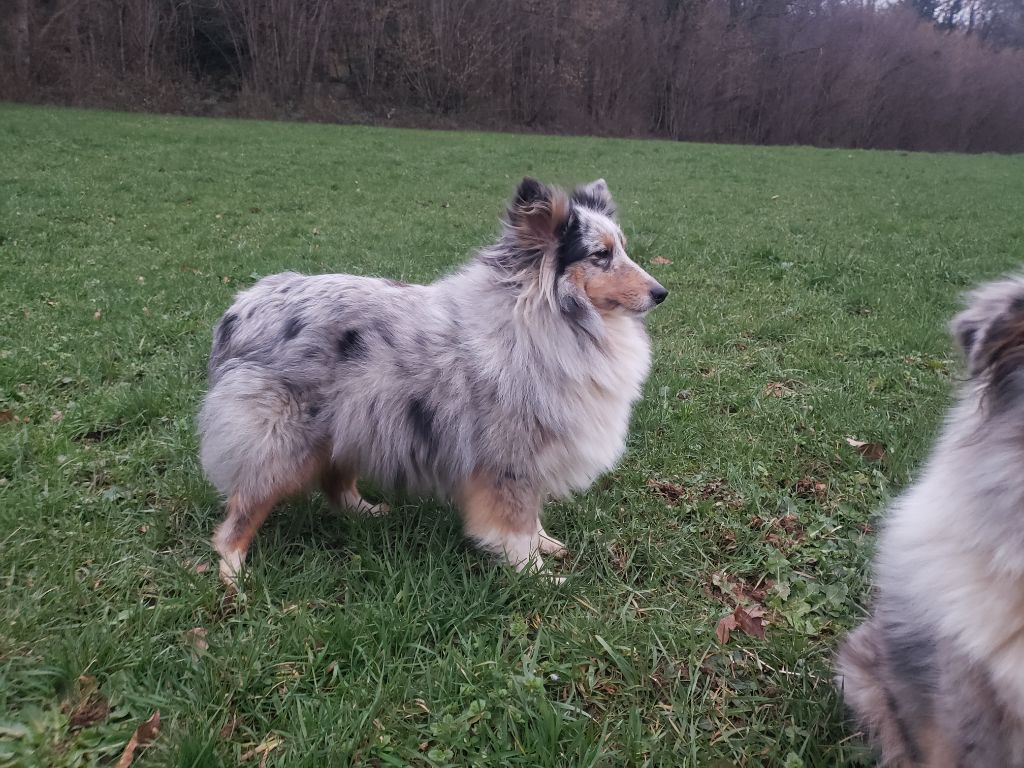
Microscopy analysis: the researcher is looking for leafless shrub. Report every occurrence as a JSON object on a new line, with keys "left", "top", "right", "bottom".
{"left": 3, "top": 0, "right": 1023, "bottom": 152}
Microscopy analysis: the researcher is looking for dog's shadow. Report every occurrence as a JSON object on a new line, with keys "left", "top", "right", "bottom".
{"left": 231, "top": 492, "right": 557, "bottom": 602}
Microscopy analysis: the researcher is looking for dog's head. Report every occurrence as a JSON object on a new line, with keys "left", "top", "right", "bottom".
{"left": 496, "top": 177, "right": 667, "bottom": 329}
{"left": 952, "top": 275, "right": 1024, "bottom": 407}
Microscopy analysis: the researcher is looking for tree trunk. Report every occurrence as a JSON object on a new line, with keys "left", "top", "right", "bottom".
{"left": 13, "top": 0, "right": 31, "bottom": 84}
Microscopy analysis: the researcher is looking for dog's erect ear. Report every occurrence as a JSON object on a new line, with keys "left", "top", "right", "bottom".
{"left": 952, "top": 282, "right": 1024, "bottom": 378}
{"left": 571, "top": 178, "right": 616, "bottom": 218}
{"left": 951, "top": 311, "right": 982, "bottom": 370}
{"left": 505, "top": 177, "right": 570, "bottom": 251}
{"left": 512, "top": 177, "right": 547, "bottom": 210}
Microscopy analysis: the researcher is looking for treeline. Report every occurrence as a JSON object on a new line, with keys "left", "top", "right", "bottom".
{"left": 2, "top": 0, "right": 1024, "bottom": 152}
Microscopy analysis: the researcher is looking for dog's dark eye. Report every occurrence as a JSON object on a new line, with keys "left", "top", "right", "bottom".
{"left": 592, "top": 250, "right": 612, "bottom": 268}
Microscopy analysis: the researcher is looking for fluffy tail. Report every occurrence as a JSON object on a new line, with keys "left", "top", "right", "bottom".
{"left": 199, "top": 360, "right": 324, "bottom": 501}
{"left": 836, "top": 621, "right": 920, "bottom": 767}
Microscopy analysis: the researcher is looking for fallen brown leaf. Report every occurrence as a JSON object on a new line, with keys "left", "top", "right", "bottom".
{"left": 241, "top": 734, "right": 283, "bottom": 765}
{"left": 648, "top": 477, "right": 744, "bottom": 508}
{"left": 646, "top": 478, "right": 688, "bottom": 504}
{"left": 794, "top": 477, "right": 827, "bottom": 501}
{"left": 764, "top": 381, "right": 796, "bottom": 397}
{"left": 715, "top": 613, "right": 738, "bottom": 643}
{"left": 114, "top": 710, "right": 160, "bottom": 768}
{"left": 185, "top": 627, "right": 208, "bottom": 653}
{"left": 708, "top": 571, "right": 771, "bottom": 605}
{"left": 716, "top": 605, "right": 767, "bottom": 643}
{"left": 607, "top": 541, "right": 630, "bottom": 575}
{"left": 219, "top": 716, "right": 239, "bottom": 740}
{"left": 846, "top": 436, "right": 886, "bottom": 461}
{"left": 734, "top": 604, "right": 767, "bottom": 639}
{"left": 650, "top": 256, "right": 672, "bottom": 265}
{"left": 65, "top": 675, "right": 109, "bottom": 730}
{"left": 193, "top": 562, "right": 211, "bottom": 574}
{"left": 778, "top": 514, "right": 803, "bottom": 535}
{"left": 0, "top": 410, "right": 13, "bottom": 424}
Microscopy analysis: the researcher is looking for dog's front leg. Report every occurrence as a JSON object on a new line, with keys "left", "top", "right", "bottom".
{"left": 458, "top": 470, "right": 553, "bottom": 575}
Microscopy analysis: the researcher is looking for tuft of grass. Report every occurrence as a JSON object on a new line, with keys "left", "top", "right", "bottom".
{"left": 1, "top": 103, "right": 1023, "bottom": 767}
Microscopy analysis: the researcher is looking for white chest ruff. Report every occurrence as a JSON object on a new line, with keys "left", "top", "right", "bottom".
{"left": 537, "top": 315, "right": 652, "bottom": 497}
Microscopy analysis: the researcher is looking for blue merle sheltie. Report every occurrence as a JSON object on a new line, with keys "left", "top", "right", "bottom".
{"left": 199, "top": 177, "right": 667, "bottom": 585}
{"left": 837, "top": 274, "right": 1024, "bottom": 765}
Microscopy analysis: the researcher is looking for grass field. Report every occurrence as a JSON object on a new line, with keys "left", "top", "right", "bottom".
{"left": 1, "top": 103, "right": 1023, "bottom": 767}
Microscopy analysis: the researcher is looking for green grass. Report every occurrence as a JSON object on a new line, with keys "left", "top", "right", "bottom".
{"left": 1, "top": 103, "right": 1023, "bottom": 767}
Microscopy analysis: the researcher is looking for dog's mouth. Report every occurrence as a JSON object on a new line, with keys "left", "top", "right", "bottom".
{"left": 624, "top": 284, "right": 669, "bottom": 316}
{"left": 599, "top": 299, "right": 657, "bottom": 317}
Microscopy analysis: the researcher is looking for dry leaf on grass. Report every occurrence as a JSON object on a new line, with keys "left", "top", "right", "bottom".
{"left": 65, "top": 675, "right": 109, "bottom": 730}
{"left": 764, "top": 381, "right": 796, "bottom": 397}
{"left": 715, "top": 612, "right": 738, "bottom": 644}
{"left": 193, "top": 561, "right": 211, "bottom": 574}
{"left": 115, "top": 710, "right": 160, "bottom": 768}
{"left": 0, "top": 410, "right": 13, "bottom": 424}
{"left": 845, "top": 436, "right": 886, "bottom": 461}
{"left": 241, "top": 734, "right": 284, "bottom": 766}
{"left": 734, "top": 604, "right": 766, "bottom": 639}
{"left": 219, "top": 716, "right": 239, "bottom": 740}
{"left": 184, "top": 627, "right": 208, "bottom": 653}
{"left": 650, "top": 256, "right": 672, "bottom": 265}
{"left": 646, "top": 478, "right": 689, "bottom": 504}
{"left": 93, "top": 309, "right": 102, "bottom": 320}
{"left": 715, "top": 605, "right": 767, "bottom": 643}
{"left": 794, "top": 477, "right": 827, "bottom": 501}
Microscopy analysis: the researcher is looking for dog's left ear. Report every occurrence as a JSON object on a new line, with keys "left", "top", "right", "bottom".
{"left": 571, "top": 178, "right": 616, "bottom": 218}
{"left": 505, "top": 177, "right": 570, "bottom": 252}
{"left": 951, "top": 311, "right": 982, "bottom": 372}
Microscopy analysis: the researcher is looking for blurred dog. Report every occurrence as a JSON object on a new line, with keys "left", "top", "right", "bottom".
{"left": 199, "top": 177, "right": 667, "bottom": 585}
{"left": 837, "top": 274, "right": 1024, "bottom": 766}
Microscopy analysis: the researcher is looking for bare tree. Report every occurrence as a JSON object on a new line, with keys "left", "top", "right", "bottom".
{"left": 3, "top": 0, "right": 1023, "bottom": 151}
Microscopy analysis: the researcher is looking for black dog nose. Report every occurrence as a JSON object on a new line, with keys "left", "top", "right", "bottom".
{"left": 650, "top": 285, "right": 668, "bottom": 305}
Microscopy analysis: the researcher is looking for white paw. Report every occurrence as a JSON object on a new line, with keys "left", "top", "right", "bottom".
{"left": 538, "top": 528, "right": 568, "bottom": 559}
{"left": 341, "top": 491, "right": 391, "bottom": 517}
{"left": 218, "top": 551, "right": 243, "bottom": 587}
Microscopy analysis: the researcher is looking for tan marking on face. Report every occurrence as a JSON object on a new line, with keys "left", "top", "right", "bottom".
{"left": 599, "top": 231, "right": 615, "bottom": 252}
{"left": 566, "top": 259, "right": 655, "bottom": 314}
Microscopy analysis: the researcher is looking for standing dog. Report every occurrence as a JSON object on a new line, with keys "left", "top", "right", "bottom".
{"left": 199, "top": 178, "right": 667, "bottom": 585}
{"left": 836, "top": 275, "right": 1024, "bottom": 766}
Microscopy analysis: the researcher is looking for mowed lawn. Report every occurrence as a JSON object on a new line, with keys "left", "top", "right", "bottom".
{"left": 2, "top": 103, "right": 1023, "bottom": 767}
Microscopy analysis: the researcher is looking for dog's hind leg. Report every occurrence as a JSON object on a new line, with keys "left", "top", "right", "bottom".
{"left": 458, "top": 470, "right": 560, "bottom": 578}
{"left": 321, "top": 465, "right": 390, "bottom": 517}
{"left": 200, "top": 362, "right": 330, "bottom": 585}
{"left": 213, "top": 493, "right": 279, "bottom": 586}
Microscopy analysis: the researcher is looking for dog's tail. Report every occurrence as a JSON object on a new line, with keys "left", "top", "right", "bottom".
{"left": 198, "top": 360, "right": 324, "bottom": 501}
{"left": 836, "top": 620, "right": 922, "bottom": 767}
